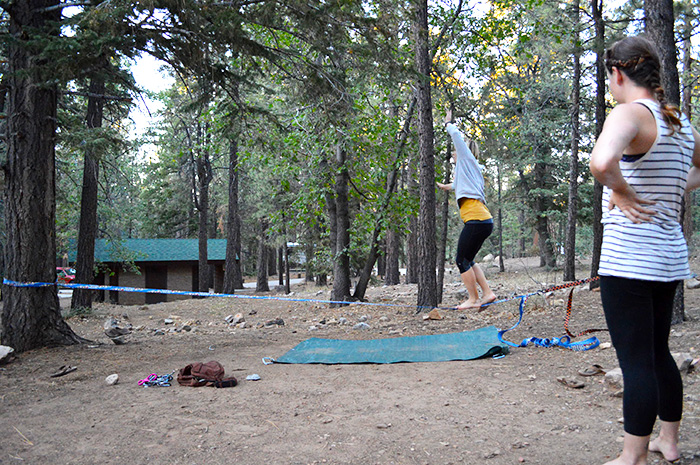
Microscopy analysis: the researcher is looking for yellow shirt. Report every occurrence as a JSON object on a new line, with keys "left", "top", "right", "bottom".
{"left": 458, "top": 198, "right": 492, "bottom": 223}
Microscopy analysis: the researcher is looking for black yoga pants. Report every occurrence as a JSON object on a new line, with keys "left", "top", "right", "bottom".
{"left": 456, "top": 220, "right": 493, "bottom": 274}
{"left": 599, "top": 276, "right": 683, "bottom": 437}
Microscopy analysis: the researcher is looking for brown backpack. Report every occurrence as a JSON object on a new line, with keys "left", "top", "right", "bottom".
{"left": 177, "top": 361, "right": 237, "bottom": 388}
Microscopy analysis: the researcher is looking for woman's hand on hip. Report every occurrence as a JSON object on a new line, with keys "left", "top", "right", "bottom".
{"left": 608, "top": 186, "right": 656, "bottom": 223}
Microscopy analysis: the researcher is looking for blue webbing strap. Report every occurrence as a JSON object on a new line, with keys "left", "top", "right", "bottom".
{"left": 2, "top": 278, "right": 454, "bottom": 311}
{"left": 497, "top": 294, "right": 600, "bottom": 351}
{"left": 4, "top": 278, "right": 601, "bottom": 351}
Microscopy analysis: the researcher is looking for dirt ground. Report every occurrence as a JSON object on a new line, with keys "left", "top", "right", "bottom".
{"left": 1, "top": 257, "right": 699, "bottom": 465}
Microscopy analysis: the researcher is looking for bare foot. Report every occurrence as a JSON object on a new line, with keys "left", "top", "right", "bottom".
{"left": 649, "top": 437, "right": 680, "bottom": 463}
{"left": 475, "top": 294, "right": 497, "bottom": 312}
{"left": 456, "top": 299, "right": 480, "bottom": 310}
{"left": 602, "top": 456, "right": 647, "bottom": 465}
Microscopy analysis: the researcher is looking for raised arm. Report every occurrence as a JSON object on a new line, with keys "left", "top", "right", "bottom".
{"left": 445, "top": 123, "right": 481, "bottom": 173}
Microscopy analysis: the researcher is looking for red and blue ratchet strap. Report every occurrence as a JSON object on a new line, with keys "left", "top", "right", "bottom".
{"left": 495, "top": 276, "right": 606, "bottom": 351}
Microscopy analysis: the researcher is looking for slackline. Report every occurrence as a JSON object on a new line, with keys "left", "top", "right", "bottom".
{"left": 263, "top": 325, "right": 508, "bottom": 365}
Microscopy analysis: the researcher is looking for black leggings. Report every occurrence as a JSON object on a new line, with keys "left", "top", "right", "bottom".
{"left": 456, "top": 220, "right": 493, "bottom": 273}
{"left": 600, "top": 276, "right": 683, "bottom": 436}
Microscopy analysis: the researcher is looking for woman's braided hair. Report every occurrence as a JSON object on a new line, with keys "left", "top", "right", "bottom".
{"left": 604, "top": 36, "right": 682, "bottom": 132}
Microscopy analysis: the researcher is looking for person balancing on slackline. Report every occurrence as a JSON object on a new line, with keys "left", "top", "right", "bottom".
{"left": 438, "top": 110, "right": 497, "bottom": 310}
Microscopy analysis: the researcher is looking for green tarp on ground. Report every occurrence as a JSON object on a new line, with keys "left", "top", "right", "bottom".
{"left": 270, "top": 325, "right": 508, "bottom": 364}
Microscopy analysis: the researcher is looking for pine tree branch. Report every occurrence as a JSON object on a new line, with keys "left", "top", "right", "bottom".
{"left": 34, "top": 1, "right": 92, "bottom": 13}
{"left": 61, "top": 90, "right": 132, "bottom": 101}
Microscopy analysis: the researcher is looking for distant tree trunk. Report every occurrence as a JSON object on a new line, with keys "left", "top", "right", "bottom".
{"left": 1, "top": 0, "right": 87, "bottom": 351}
{"left": 284, "top": 243, "right": 290, "bottom": 295}
{"left": 591, "top": 0, "right": 605, "bottom": 285}
{"left": 535, "top": 214, "right": 555, "bottom": 268}
{"left": 646, "top": 0, "right": 685, "bottom": 324}
{"left": 384, "top": 229, "right": 401, "bottom": 285}
{"left": 681, "top": 19, "right": 694, "bottom": 242}
{"left": 331, "top": 144, "right": 351, "bottom": 305}
{"left": 413, "top": 0, "right": 438, "bottom": 309}
{"left": 681, "top": 16, "right": 693, "bottom": 120}
{"left": 645, "top": 0, "right": 680, "bottom": 106}
{"left": 321, "top": 158, "right": 336, "bottom": 287}
{"left": 278, "top": 245, "right": 284, "bottom": 286}
{"left": 564, "top": 2, "right": 581, "bottom": 282}
{"left": 195, "top": 152, "right": 212, "bottom": 293}
{"left": 496, "top": 165, "right": 505, "bottom": 272}
{"left": 223, "top": 137, "right": 244, "bottom": 293}
{"left": 71, "top": 74, "right": 105, "bottom": 310}
{"left": 377, "top": 246, "right": 385, "bottom": 278}
{"left": 518, "top": 206, "right": 526, "bottom": 257}
{"left": 522, "top": 165, "right": 555, "bottom": 269}
{"left": 305, "top": 231, "right": 315, "bottom": 283}
{"left": 405, "top": 161, "right": 419, "bottom": 284}
{"left": 256, "top": 220, "right": 269, "bottom": 292}
{"left": 267, "top": 245, "right": 276, "bottom": 276}
{"left": 313, "top": 223, "right": 327, "bottom": 286}
{"left": 281, "top": 212, "right": 290, "bottom": 294}
{"left": 437, "top": 144, "right": 452, "bottom": 304}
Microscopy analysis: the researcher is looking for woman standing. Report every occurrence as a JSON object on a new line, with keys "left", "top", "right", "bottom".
{"left": 590, "top": 35, "right": 700, "bottom": 465}
{"left": 439, "top": 111, "right": 497, "bottom": 309}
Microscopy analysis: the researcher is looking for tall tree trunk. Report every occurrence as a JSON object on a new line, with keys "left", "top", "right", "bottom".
{"left": 71, "top": 74, "right": 105, "bottom": 310}
{"left": 1, "top": 0, "right": 86, "bottom": 351}
{"left": 405, "top": 160, "right": 419, "bottom": 284}
{"left": 321, "top": 158, "right": 336, "bottom": 287}
{"left": 646, "top": 0, "right": 685, "bottom": 324}
{"left": 377, "top": 246, "right": 385, "bottom": 278}
{"left": 645, "top": 0, "right": 680, "bottom": 106}
{"left": 564, "top": 1, "right": 581, "bottom": 282}
{"left": 196, "top": 154, "right": 211, "bottom": 292}
{"left": 522, "top": 166, "right": 555, "bottom": 269}
{"left": 413, "top": 0, "right": 438, "bottom": 309}
{"left": 518, "top": 206, "right": 526, "bottom": 257}
{"left": 331, "top": 144, "right": 351, "bottom": 305}
{"left": 313, "top": 223, "right": 327, "bottom": 286}
{"left": 305, "top": 230, "right": 315, "bottom": 283}
{"left": 591, "top": 0, "right": 605, "bottom": 285}
{"left": 256, "top": 220, "right": 270, "bottom": 292}
{"left": 281, "top": 211, "right": 290, "bottom": 294}
{"left": 223, "top": 137, "right": 244, "bottom": 293}
{"left": 535, "top": 214, "right": 555, "bottom": 268}
{"left": 681, "top": 18, "right": 694, "bottom": 242}
{"left": 437, "top": 145, "right": 452, "bottom": 304}
{"left": 277, "top": 245, "right": 284, "bottom": 286}
{"left": 496, "top": 165, "right": 505, "bottom": 272}
{"left": 267, "top": 245, "right": 276, "bottom": 275}
{"left": 384, "top": 229, "right": 401, "bottom": 285}
{"left": 284, "top": 243, "right": 290, "bottom": 295}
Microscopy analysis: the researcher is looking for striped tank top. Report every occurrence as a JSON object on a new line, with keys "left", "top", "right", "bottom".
{"left": 599, "top": 99, "right": 695, "bottom": 282}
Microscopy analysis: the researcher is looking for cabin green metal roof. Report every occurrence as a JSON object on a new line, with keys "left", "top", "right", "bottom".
{"left": 72, "top": 239, "right": 229, "bottom": 263}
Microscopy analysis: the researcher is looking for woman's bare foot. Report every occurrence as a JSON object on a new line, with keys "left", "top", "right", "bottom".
{"left": 602, "top": 457, "right": 647, "bottom": 465}
{"left": 456, "top": 299, "right": 480, "bottom": 310}
{"left": 603, "top": 432, "right": 651, "bottom": 465}
{"left": 480, "top": 293, "right": 497, "bottom": 305}
{"left": 649, "top": 437, "right": 680, "bottom": 463}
